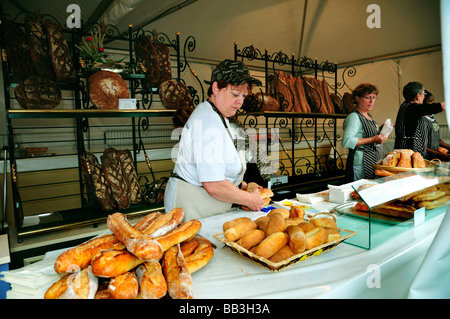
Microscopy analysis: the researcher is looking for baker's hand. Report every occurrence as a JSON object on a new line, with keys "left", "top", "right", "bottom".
{"left": 245, "top": 189, "right": 264, "bottom": 212}
{"left": 373, "top": 134, "right": 388, "bottom": 144}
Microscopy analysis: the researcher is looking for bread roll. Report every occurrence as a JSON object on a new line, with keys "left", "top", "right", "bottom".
{"left": 236, "top": 229, "right": 266, "bottom": 250}
{"left": 267, "top": 208, "right": 290, "bottom": 219}
{"left": 269, "top": 245, "right": 296, "bottom": 263}
{"left": 254, "top": 232, "right": 288, "bottom": 259}
{"left": 223, "top": 217, "right": 251, "bottom": 232}
{"left": 412, "top": 152, "right": 426, "bottom": 168}
{"left": 382, "top": 153, "right": 399, "bottom": 167}
{"left": 397, "top": 151, "right": 412, "bottom": 168}
{"left": 136, "top": 261, "right": 167, "bottom": 299}
{"left": 297, "top": 222, "right": 315, "bottom": 233}
{"left": 108, "top": 271, "right": 139, "bottom": 299}
{"left": 285, "top": 225, "right": 306, "bottom": 253}
{"left": 305, "top": 227, "right": 328, "bottom": 250}
{"left": 311, "top": 217, "right": 337, "bottom": 229}
{"left": 224, "top": 218, "right": 257, "bottom": 241}
{"left": 265, "top": 213, "right": 285, "bottom": 236}
{"left": 355, "top": 201, "right": 369, "bottom": 212}
{"left": 255, "top": 216, "right": 270, "bottom": 232}
{"left": 284, "top": 217, "right": 305, "bottom": 227}
{"left": 289, "top": 206, "right": 305, "bottom": 218}
{"left": 324, "top": 228, "right": 341, "bottom": 242}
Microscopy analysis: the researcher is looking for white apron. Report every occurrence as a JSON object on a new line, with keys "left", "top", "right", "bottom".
{"left": 169, "top": 137, "right": 247, "bottom": 219}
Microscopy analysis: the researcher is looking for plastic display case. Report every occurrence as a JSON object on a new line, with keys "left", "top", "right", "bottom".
{"left": 334, "top": 162, "right": 450, "bottom": 249}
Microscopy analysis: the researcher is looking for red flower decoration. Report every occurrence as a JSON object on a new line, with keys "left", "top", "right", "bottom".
{"left": 85, "top": 37, "right": 93, "bottom": 42}
{"left": 98, "top": 47, "right": 104, "bottom": 52}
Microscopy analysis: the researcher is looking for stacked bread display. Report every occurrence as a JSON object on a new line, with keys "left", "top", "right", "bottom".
{"left": 354, "top": 184, "right": 450, "bottom": 217}
{"left": 44, "top": 208, "right": 214, "bottom": 299}
{"left": 374, "top": 149, "right": 427, "bottom": 177}
{"left": 267, "top": 71, "right": 340, "bottom": 114}
{"left": 221, "top": 207, "right": 342, "bottom": 266}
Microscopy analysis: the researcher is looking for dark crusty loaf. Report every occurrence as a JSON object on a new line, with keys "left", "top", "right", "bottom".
{"left": 44, "top": 21, "right": 76, "bottom": 83}
{"left": 14, "top": 75, "right": 61, "bottom": 109}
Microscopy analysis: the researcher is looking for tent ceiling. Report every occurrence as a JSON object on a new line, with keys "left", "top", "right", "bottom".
{"left": 1, "top": 0, "right": 442, "bottom": 66}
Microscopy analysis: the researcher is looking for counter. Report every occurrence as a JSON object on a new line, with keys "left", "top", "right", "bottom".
{"left": 1, "top": 203, "right": 448, "bottom": 300}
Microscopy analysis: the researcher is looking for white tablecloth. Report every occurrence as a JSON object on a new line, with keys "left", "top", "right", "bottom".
{"left": 1, "top": 206, "right": 448, "bottom": 299}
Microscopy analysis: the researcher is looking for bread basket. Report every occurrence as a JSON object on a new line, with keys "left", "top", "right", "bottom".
{"left": 213, "top": 212, "right": 356, "bottom": 272}
{"left": 373, "top": 159, "right": 437, "bottom": 174}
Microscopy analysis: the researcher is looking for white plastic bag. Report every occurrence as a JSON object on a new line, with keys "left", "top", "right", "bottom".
{"left": 379, "top": 118, "right": 393, "bottom": 136}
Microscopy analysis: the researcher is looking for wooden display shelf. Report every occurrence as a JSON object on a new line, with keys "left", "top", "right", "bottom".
{"left": 7, "top": 109, "right": 176, "bottom": 119}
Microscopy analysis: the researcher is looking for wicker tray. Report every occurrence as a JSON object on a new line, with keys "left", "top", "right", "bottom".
{"left": 213, "top": 213, "right": 356, "bottom": 272}
{"left": 373, "top": 159, "right": 437, "bottom": 173}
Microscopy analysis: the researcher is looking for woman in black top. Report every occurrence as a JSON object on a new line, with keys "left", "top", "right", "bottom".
{"left": 394, "top": 82, "right": 445, "bottom": 154}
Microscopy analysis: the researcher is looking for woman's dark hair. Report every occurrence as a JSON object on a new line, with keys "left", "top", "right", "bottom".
{"left": 402, "top": 81, "right": 424, "bottom": 101}
{"left": 207, "top": 80, "right": 254, "bottom": 96}
{"left": 351, "top": 83, "right": 379, "bottom": 104}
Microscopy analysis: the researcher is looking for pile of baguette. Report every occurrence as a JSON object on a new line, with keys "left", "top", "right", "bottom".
{"left": 375, "top": 149, "right": 426, "bottom": 177}
{"left": 355, "top": 183, "right": 450, "bottom": 217}
{"left": 44, "top": 208, "right": 214, "bottom": 299}
{"left": 222, "top": 207, "right": 341, "bottom": 264}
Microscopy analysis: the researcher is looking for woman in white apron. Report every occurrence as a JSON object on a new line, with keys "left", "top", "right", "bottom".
{"left": 164, "top": 60, "right": 265, "bottom": 219}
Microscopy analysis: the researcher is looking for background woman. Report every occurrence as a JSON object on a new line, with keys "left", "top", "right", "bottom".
{"left": 342, "top": 83, "right": 388, "bottom": 181}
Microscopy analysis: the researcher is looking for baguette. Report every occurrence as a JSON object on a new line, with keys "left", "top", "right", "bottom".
{"left": 162, "top": 244, "right": 193, "bottom": 299}
{"left": 91, "top": 246, "right": 144, "bottom": 278}
{"left": 133, "top": 211, "right": 163, "bottom": 232}
{"left": 181, "top": 236, "right": 215, "bottom": 274}
{"left": 107, "top": 213, "right": 163, "bottom": 262}
{"left": 136, "top": 261, "right": 167, "bottom": 299}
{"left": 108, "top": 271, "right": 139, "bottom": 299}
{"left": 140, "top": 207, "right": 184, "bottom": 237}
{"left": 155, "top": 219, "right": 202, "bottom": 252}
{"left": 416, "top": 194, "right": 450, "bottom": 210}
{"left": 54, "top": 234, "right": 119, "bottom": 273}
{"left": 45, "top": 266, "right": 98, "bottom": 299}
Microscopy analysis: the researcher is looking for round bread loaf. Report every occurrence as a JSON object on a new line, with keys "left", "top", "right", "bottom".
{"left": 15, "top": 75, "right": 61, "bottom": 109}
{"left": 89, "top": 70, "right": 129, "bottom": 109}
{"left": 159, "top": 79, "right": 193, "bottom": 109}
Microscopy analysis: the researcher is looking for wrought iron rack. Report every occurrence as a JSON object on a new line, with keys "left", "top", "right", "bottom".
{"left": 234, "top": 43, "right": 356, "bottom": 193}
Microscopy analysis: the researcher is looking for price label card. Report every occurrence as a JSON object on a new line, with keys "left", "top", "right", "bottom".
{"left": 119, "top": 99, "right": 137, "bottom": 109}
{"left": 414, "top": 207, "right": 426, "bottom": 227}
